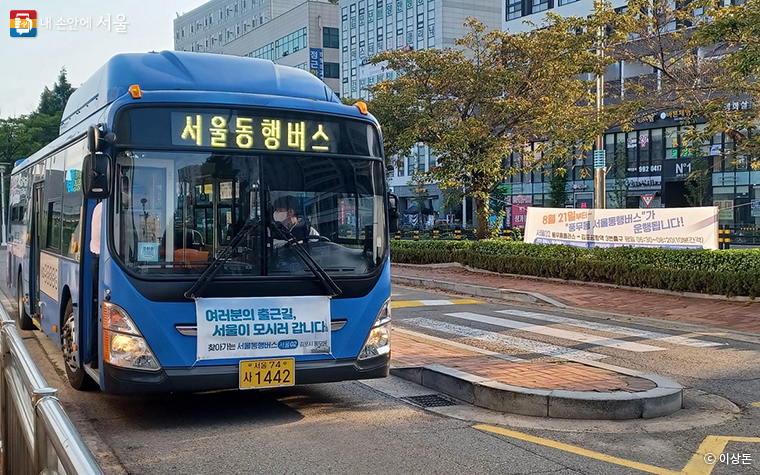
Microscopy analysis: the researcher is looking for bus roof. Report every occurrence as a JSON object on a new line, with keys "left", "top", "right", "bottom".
{"left": 59, "top": 50, "right": 341, "bottom": 135}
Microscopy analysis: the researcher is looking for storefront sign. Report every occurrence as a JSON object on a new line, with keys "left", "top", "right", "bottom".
{"left": 309, "top": 48, "right": 324, "bottom": 80}
{"left": 752, "top": 200, "right": 760, "bottom": 218}
{"left": 512, "top": 195, "right": 532, "bottom": 205}
{"left": 626, "top": 176, "right": 662, "bottom": 188}
{"left": 664, "top": 158, "right": 692, "bottom": 181}
{"left": 511, "top": 204, "right": 530, "bottom": 228}
{"left": 524, "top": 207, "right": 718, "bottom": 250}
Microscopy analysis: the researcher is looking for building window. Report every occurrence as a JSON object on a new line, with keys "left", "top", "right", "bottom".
{"left": 558, "top": 0, "right": 578, "bottom": 5}
{"left": 324, "top": 62, "right": 340, "bottom": 79}
{"left": 532, "top": 0, "right": 550, "bottom": 13}
{"left": 507, "top": 0, "right": 522, "bottom": 20}
{"left": 323, "top": 27, "right": 340, "bottom": 48}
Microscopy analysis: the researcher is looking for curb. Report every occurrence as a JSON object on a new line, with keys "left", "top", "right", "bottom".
{"left": 393, "top": 262, "right": 759, "bottom": 303}
{"left": 390, "top": 365, "right": 683, "bottom": 420}
{"left": 392, "top": 275, "right": 569, "bottom": 308}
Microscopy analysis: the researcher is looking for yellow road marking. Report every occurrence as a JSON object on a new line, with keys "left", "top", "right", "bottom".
{"left": 474, "top": 424, "right": 679, "bottom": 475}
{"left": 474, "top": 425, "right": 760, "bottom": 475}
{"left": 750, "top": 402, "right": 760, "bottom": 408}
{"left": 391, "top": 299, "right": 481, "bottom": 309}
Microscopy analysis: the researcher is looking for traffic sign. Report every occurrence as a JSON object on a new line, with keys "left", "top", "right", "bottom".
{"left": 641, "top": 194, "right": 654, "bottom": 208}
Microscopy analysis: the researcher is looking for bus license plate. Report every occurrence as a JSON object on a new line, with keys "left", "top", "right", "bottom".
{"left": 239, "top": 358, "right": 295, "bottom": 389}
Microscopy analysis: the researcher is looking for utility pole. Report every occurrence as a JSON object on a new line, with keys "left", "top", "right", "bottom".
{"left": 593, "top": 19, "right": 607, "bottom": 209}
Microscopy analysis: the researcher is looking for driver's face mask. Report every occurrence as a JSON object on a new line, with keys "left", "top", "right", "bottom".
{"left": 273, "top": 210, "right": 288, "bottom": 223}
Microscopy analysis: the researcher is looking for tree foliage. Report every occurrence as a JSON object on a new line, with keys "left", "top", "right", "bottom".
{"left": 369, "top": 16, "right": 619, "bottom": 238}
{"left": 609, "top": 142, "right": 629, "bottom": 209}
{"left": 548, "top": 158, "right": 570, "bottom": 208}
{"left": 611, "top": 0, "right": 760, "bottom": 169}
{"left": 0, "top": 68, "right": 75, "bottom": 168}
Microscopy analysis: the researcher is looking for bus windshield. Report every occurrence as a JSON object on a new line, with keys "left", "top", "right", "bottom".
{"left": 112, "top": 150, "right": 387, "bottom": 278}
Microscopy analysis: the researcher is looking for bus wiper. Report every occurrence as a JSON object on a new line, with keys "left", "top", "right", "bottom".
{"left": 269, "top": 221, "right": 342, "bottom": 297}
{"left": 184, "top": 219, "right": 259, "bottom": 300}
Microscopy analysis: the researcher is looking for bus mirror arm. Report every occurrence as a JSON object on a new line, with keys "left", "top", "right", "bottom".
{"left": 87, "top": 125, "right": 115, "bottom": 153}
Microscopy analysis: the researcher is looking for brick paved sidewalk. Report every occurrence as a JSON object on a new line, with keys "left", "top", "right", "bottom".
{"left": 392, "top": 263, "right": 760, "bottom": 334}
{"left": 392, "top": 331, "right": 655, "bottom": 393}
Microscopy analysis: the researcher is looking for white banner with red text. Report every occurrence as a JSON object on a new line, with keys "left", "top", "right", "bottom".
{"left": 523, "top": 207, "right": 718, "bottom": 250}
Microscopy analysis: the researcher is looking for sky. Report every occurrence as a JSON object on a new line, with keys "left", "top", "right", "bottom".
{"left": 2, "top": 0, "right": 209, "bottom": 118}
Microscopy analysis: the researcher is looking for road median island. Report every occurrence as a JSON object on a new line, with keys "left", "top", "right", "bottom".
{"left": 391, "top": 329, "right": 683, "bottom": 420}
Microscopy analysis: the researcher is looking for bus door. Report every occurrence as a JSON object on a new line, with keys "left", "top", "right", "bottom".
{"left": 29, "top": 182, "right": 44, "bottom": 320}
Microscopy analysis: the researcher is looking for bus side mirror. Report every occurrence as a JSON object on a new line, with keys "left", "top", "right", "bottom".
{"left": 82, "top": 152, "right": 112, "bottom": 199}
{"left": 388, "top": 193, "right": 399, "bottom": 234}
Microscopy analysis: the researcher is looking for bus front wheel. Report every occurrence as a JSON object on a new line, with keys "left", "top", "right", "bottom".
{"left": 16, "top": 273, "right": 35, "bottom": 331}
{"left": 62, "top": 300, "right": 96, "bottom": 390}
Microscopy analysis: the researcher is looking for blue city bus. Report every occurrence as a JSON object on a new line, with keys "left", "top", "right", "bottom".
{"left": 7, "top": 51, "right": 398, "bottom": 393}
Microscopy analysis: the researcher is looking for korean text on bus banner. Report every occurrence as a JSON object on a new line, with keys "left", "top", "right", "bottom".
{"left": 523, "top": 206, "right": 719, "bottom": 250}
{"left": 195, "top": 296, "right": 331, "bottom": 361}
{"left": 172, "top": 112, "right": 339, "bottom": 153}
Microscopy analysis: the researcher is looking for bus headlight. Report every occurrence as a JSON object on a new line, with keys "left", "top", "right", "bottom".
{"left": 358, "top": 299, "right": 391, "bottom": 361}
{"left": 103, "top": 302, "right": 161, "bottom": 371}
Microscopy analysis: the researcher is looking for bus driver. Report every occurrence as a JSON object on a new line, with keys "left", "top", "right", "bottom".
{"left": 272, "top": 195, "right": 318, "bottom": 242}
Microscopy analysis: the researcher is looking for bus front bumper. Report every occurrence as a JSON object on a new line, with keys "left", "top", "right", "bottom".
{"left": 101, "top": 353, "right": 390, "bottom": 394}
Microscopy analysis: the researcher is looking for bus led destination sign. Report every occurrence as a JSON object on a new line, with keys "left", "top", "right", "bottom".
{"left": 171, "top": 112, "right": 339, "bottom": 153}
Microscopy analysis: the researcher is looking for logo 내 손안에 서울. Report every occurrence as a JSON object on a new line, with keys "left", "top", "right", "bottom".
{"left": 10, "top": 10, "right": 36, "bottom": 37}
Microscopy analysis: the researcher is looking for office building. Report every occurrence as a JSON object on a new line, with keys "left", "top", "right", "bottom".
{"left": 339, "top": 0, "right": 502, "bottom": 225}
{"left": 500, "top": 0, "right": 759, "bottom": 228}
{"left": 174, "top": 0, "right": 340, "bottom": 94}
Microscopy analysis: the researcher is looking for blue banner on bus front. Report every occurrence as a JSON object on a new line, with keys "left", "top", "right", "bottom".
{"left": 195, "top": 296, "right": 331, "bottom": 361}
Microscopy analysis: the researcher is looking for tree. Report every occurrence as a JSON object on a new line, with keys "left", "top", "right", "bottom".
{"left": 369, "top": 16, "right": 618, "bottom": 238}
{"left": 408, "top": 172, "right": 431, "bottom": 231}
{"left": 685, "top": 151, "right": 712, "bottom": 207}
{"left": 0, "top": 116, "right": 38, "bottom": 166}
{"left": 609, "top": 142, "right": 629, "bottom": 209}
{"left": 37, "top": 68, "right": 75, "bottom": 116}
{"left": 691, "top": 0, "right": 760, "bottom": 168}
{"left": 611, "top": 0, "right": 760, "bottom": 168}
{"left": 547, "top": 158, "right": 570, "bottom": 208}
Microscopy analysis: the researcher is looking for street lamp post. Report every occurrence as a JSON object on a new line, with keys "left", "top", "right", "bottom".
{"left": 0, "top": 163, "right": 7, "bottom": 246}
{"left": 593, "top": 22, "right": 607, "bottom": 210}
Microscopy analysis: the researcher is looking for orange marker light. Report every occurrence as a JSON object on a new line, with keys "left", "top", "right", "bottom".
{"left": 129, "top": 84, "right": 142, "bottom": 99}
{"left": 355, "top": 100, "right": 368, "bottom": 115}
{"left": 52, "top": 325, "right": 58, "bottom": 333}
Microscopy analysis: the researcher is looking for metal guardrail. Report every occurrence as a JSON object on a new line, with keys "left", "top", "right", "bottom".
{"left": 0, "top": 304, "right": 104, "bottom": 474}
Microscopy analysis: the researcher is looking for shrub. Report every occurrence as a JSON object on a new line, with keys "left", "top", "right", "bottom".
{"left": 390, "top": 240, "right": 760, "bottom": 297}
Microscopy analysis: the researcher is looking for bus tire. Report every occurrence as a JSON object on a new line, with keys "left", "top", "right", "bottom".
{"left": 16, "top": 273, "right": 35, "bottom": 330}
{"left": 62, "top": 300, "right": 96, "bottom": 390}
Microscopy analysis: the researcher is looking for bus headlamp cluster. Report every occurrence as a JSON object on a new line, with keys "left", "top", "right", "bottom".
{"left": 358, "top": 298, "right": 391, "bottom": 361}
{"left": 103, "top": 302, "right": 161, "bottom": 371}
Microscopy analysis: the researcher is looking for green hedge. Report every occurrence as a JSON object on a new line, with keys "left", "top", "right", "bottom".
{"left": 390, "top": 240, "right": 760, "bottom": 298}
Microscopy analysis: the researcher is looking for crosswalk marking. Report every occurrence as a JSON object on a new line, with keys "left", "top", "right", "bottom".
{"left": 446, "top": 312, "right": 666, "bottom": 353}
{"left": 392, "top": 299, "right": 480, "bottom": 309}
{"left": 394, "top": 328, "right": 526, "bottom": 362}
{"left": 405, "top": 317, "right": 607, "bottom": 361}
{"left": 495, "top": 309, "right": 723, "bottom": 348}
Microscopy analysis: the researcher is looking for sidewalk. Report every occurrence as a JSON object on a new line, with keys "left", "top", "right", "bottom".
{"left": 384, "top": 262, "right": 760, "bottom": 419}
{"left": 391, "top": 263, "right": 760, "bottom": 334}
